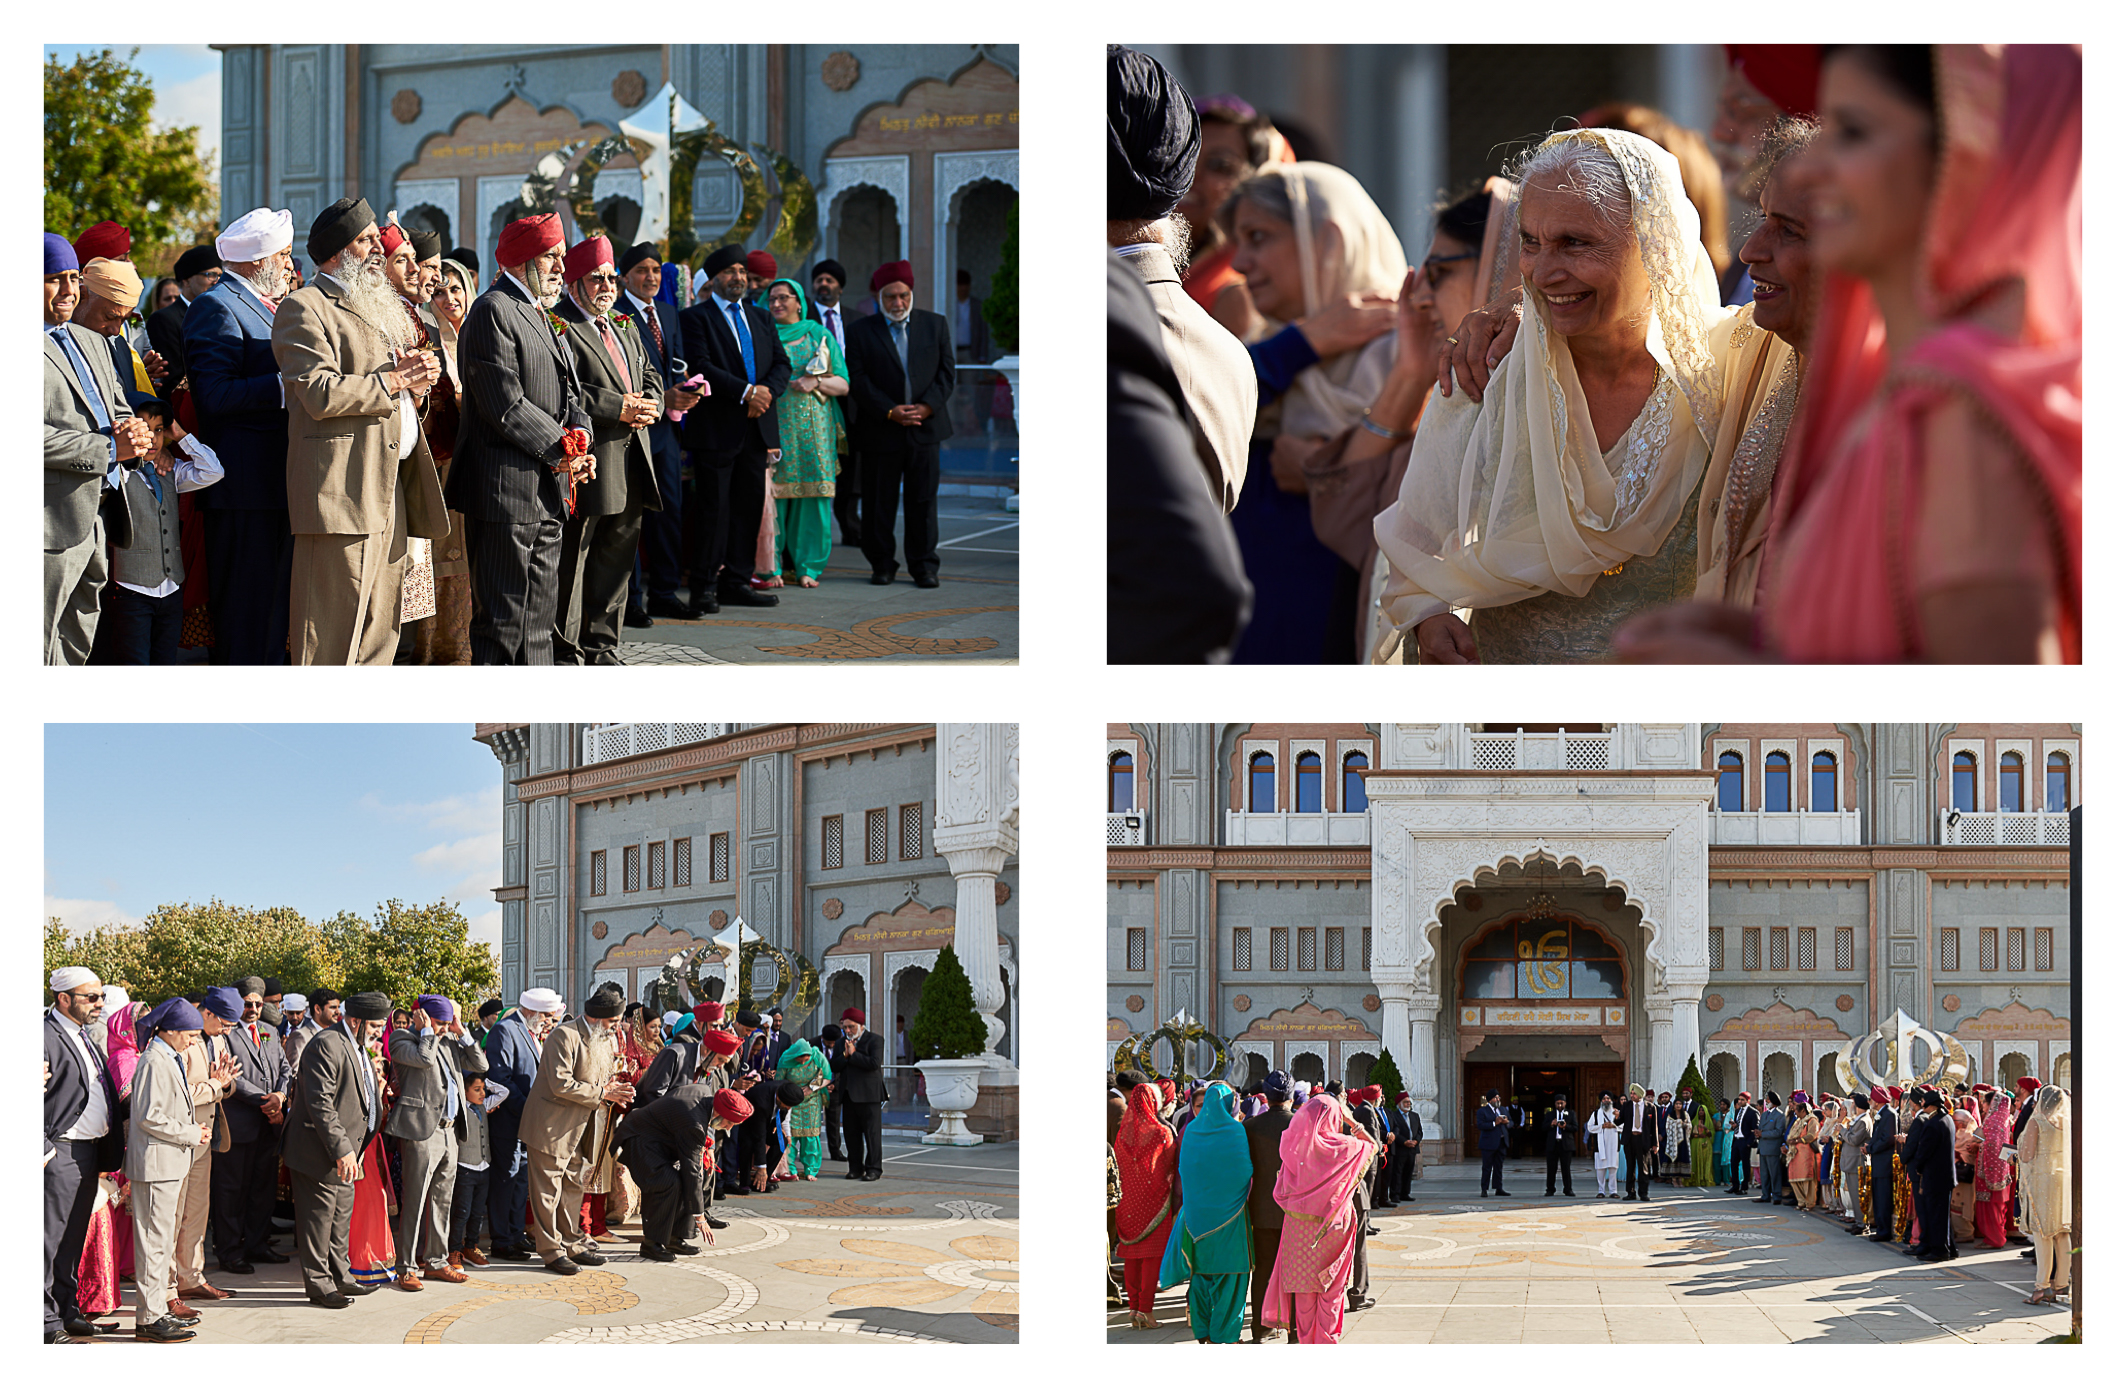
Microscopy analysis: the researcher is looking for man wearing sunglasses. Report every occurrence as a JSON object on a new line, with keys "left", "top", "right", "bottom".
{"left": 44, "top": 967, "right": 123, "bottom": 1343}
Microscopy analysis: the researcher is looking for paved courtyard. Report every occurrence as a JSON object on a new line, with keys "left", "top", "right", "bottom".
{"left": 1112, "top": 1162, "right": 2070, "bottom": 1344}
{"left": 618, "top": 494, "right": 1018, "bottom": 664}
{"left": 103, "top": 1137, "right": 1016, "bottom": 1345}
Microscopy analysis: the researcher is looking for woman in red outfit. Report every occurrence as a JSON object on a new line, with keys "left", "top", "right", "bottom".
{"left": 1113, "top": 1082, "right": 1180, "bottom": 1329}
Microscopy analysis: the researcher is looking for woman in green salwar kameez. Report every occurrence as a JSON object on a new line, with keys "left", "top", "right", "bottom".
{"left": 1158, "top": 1080, "right": 1253, "bottom": 1343}
{"left": 1689, "top": 1097, "right": 1717, "bottom": 1186}
{"left": 762, "top": 278, "right": 848, "bottom": 585}
{"left": 775, "top": 1036, "right": 834, "bottom": 1179}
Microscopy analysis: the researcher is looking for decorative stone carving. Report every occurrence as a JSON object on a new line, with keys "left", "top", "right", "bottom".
{"left": 1838, "top": 993, "right": 1857, "bottom": 1012}
{"left": 1362, "top": 994, "right": 1381, "bottom": 1012}
{"left": 710, "top": 909, "right": 728, "bottom": 927}
{"left": 821, "top": 898, "right": 844, "bottom": 921}
{"left": 995, "top": 880, "right": 1011, "bottom": 907}
{"left": 1231, "top": 994, "right": 1249, "bottom": 1013}
{"left": 391, "top": 88, "right": 422, "bottom": 124}
{"left": 821, "top": 50, "right": 861, "bottom": 93}
{"left": 1705, "top": 994, "right": 1724, "bottom": 1012}
{"left": 612, "top": 69, "right": 647, "bottom": 109}
{"left": 1126, "top": 995, "right": 1144, "bottom": 1013}
{"left": 590, "top": 919, "right": 608, "bottom": 940}
{"left": 1941, "top": 993, "right": 1960, "bottom": 1012}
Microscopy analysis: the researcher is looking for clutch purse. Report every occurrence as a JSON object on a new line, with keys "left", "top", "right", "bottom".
{"left": 806, "top": 340, "right": 833, "bottom": 376}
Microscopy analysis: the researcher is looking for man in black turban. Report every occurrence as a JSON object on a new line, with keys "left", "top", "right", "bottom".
{"left": 1109, "top": 46, "right": 1201, "bottom": 222}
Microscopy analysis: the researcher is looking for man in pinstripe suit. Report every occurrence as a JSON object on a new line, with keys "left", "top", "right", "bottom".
{"left": 446, "top": 214, "right": 593, "bottom": 665}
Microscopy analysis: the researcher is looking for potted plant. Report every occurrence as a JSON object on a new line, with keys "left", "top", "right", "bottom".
{"left": 982, "top": 202, "right": 1020, "bottom": 431}
{"left": 909, "top": 945, "right": 989, "bottom": 1145}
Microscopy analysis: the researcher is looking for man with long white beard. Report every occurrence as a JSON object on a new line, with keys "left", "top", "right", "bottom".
{"left": 445, "top": 213, "right": 593, "bottom": 664}
{"left": 186, "top": 206, "right": 298, "bottom": 664}
{"left": 272, "top": 197, "right": 451, "bottom": 664}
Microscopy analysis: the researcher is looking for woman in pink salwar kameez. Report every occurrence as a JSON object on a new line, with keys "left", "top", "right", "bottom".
{"left": 1261, "top": 1094, "right": 1376, "bottom": 1344}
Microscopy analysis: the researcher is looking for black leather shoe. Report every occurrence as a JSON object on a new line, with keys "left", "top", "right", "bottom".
{"left": 1494, "top": 1190, "right": 1511, "bottom": 1197}
{"left": 640, "top": 1243, "right": 677, "bottom": 1262}
{"left": 672, "top": 1241, "right": 702, "bottom": 1255}
{"left": 569, "top": 1251, "right": 607, "bottom": 1267}
{"left": 913, "top": 573, "right": 939, "bottom": 588}
{"left": 862, "top": 1170, "right": 882, "bottom": 1181}
{"left": 218, "top": 1260, "right": 255, "bottom": 1274}
{"left": 135, "top": 1316, "right": 197, "bottom": 1343}
{"left": 717, "top": 585, "right": 778, "bottom": 607}
{"left": 624, "top": 607, "right": 654, "bottom": 629}
{"left": 310, "top": 1293, "right": 352, "bottom": 1309}
{"left": 845, "top": 1171, "right": 863, "bottom": 1180}
{"left": 62, "top": 1317, "right": 119, "bottom": 1336}
{"left": 647, "top": 593, "right": 695, "bottom": 620}
{"left": 544, "top": 1256, "right": 580, "bottom": 1276}
{"left": 1346, "top": 1295, "right": 1376, "bottom": 1312}
{"left": 1564, "top": 1192, "right": 1576, "bottom": 1197}
{"left": 493, "top": 1246, "right": 533, "bottom": 1261}
{"left": 869, "top": 570, "right": 895, "bottom": 585}
{"left": 1868, "top": 1234, "right": 1895, "bottom": 1242}
{"left": 250, "top": 1247, "right": 289, "bottom": 1264}
{"left": 1364, "top": 1226, "right": 1379, "bottom": 1236}
{"left": 688, "top": 590, "right": 720, "bottom": 616}
{"left": 339, "top": 1281, "right": 378, "bottom": 1296}
{"left": 1546, "top": 1190, "right": 1556, "bottom": 1197}
{"left": 705, "top": 1217, "right": 728, "bottom": 1231}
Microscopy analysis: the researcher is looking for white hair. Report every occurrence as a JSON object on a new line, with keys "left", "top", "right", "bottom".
{"left": 328, "top": 245, "right": 420, "bottom": 352}
{"left": 1512, "top": 135, "right": 1633, "bottom": 231}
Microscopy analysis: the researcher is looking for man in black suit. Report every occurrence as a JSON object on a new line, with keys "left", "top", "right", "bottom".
{"left": 211, "top": 978, "right": 292, "bottom": 1273}
{"left": 1476, "top": 1089, "right": 1511, "bottom": 1196}
{"left": 808, "top": 259, "right": 862, "bottom": 544}
{"left": 146, "top": 243, "right": 222, "bottom": 389}
{"left": 1865, "top": 1086, "right": 1900, "bottom": 1238}
{"left": 1620, "top": 1084, "right": 1660, "bottom": 1201}
{"left": 617, "top": 1084, "right": 753, "bottom": 1259}
{"left": 1727, "top": 1090, "right": 1760, "bottom": 1195}
{"left": 1902, "top": 1088, "right": 1957, "bottom": 1260}
{"left": 834, "top": 1007, "right": 887, "bottom": 1181}
{"left": 844, "top": 260, "right": 954, "bottom": 586}
{"left": 43, "top": 967, "right": 123, "bottom": 1343}
{"left": 614, "top": 242, "right": 693, "bottom": 624}
{"left": 1245, "top": 1073, "right": 1297, "bottom": 1342}
{"left": 1381, "top": 1092, "right": 1415, "bottom": 1207}
{"left": 818, "top": 1022, "right": 848, "bottom": 1161}
{"left": 446, "top": 214, "right": 593, "bottom": 664}
{"left": 1543, "top": 1093, "right": 1579, "bottom": 1196}
{"left": 677, "top": 243, "right": 788, "bottom": 615}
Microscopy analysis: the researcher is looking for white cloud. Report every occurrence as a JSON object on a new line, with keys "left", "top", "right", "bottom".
{"left": 466, "top": 908, "right": 504, "bottom": 953}
{"left": 364, "top": 787, "right": 502, "bottom": 840}
{"left": 155, "top": 69, "right": 221, "bottom": 166}
{"left": 47, "top": 895, "right": 141, "bottom": 935}
{"left": 413, "top": 834, "right": 495, "bottom": 877}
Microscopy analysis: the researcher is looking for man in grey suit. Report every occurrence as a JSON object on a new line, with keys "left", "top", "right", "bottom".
{"left": 212, "top": 978, "right": 291, "bottom": 1274}
{"left": 43, "top": 233, "right": 153, "bottom": 665}
{"left": 282, "top": 990, "right": 392, "bottom": 1308}
{"left": 127, "top": 998, "right": 211, "bottom": 1343}
{"left": 387, "top": 996, "right": 488, "bottom": 1289}
{"left": 446, "top": 213, "right": 593, "bottom": 664}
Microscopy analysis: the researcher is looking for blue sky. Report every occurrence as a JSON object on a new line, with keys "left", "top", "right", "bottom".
{"left": 45, "top": 44, "right": 220, "bottom": 166}
{"left": 45, "top": 724, "right": 501, "bottom": 952}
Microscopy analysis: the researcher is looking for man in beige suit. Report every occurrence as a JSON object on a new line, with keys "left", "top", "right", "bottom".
{"left": 127, "top": 1000, "right": 211, "bottom": 1343}
{"left": 1107, "top": 47, "right": 1257, "bottom": 512}
{"left": 172, "top": 988, "right": 240, "bottom": 1312}
{"left": 519, "top": 986, "right": 634, "bottom": 1274}
{"left": 272, "top": 196, "right": 450, "bottom": 664}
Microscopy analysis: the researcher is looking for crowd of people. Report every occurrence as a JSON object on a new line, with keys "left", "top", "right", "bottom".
{"left": 44, "top": 199, "right": 959, "bottom": 665}
{"left": 1105, "top": 1068, "right": 2072, "bottom": 1344}
{"left": 1107, "top": 43, "right": 2080, "bottom": 664}
{"left": 43, "top": 965, "right": 891, "bottom": 1343}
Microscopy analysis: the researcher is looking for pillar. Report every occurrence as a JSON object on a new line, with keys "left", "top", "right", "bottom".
{"left": 934, "top": 724, "right": 1020, "bottom": 1071}
{"left": 1409, "top": 1000, "right": 1440, "bottom": 1132}
{"left": 1668, "top": 989, "right": 1704, "bottom": 1084}
{"left": 1647, "top": 996, "right": 1675, "bottom": 1089}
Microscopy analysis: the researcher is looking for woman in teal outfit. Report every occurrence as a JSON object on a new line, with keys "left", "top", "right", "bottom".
{"left": 1158, "top": 1080, "right": 1253, "bottom": 1343}
{"left": 762, "top": 277, "right": 848, "bottom": 585}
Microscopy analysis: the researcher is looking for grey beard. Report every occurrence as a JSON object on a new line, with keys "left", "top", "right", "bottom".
{"left": 237, "top": 260, "right": 289, "bottom": 301}
{"left": 1160, "top": 215, "right": 1194, "bottom": 275}
{"left": 883, "top": 304, "right": 913, "bottom": 324}
{"left": 332, "top": 251, "right": 418, "bottom": 352}
{"left": 520, "top": 261, "right": 563, "bottom": 309}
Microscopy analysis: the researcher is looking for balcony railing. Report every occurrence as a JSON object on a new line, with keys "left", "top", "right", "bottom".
{"left": 1107, "top": 812, "right": 1147, "bottom": 846}
{"left": 1467, "top": 728, "right": 1618, "bottom": 771}
{"left": 581, "top": 722, "right": 730, "bottom": 766}
{"left": 1225, "top": 811, "right": 1371, "bottom": 846}
{"left": 1940, "top": 809, "right": 2071, "bottom": 845}
{"left": 1711, "top": 810, "right": 1863, "bottom": 845}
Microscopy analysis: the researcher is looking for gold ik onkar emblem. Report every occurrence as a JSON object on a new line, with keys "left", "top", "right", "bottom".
{"left": 1832, "top": 1008, "right": 1970, "bottom": 1095}
{"left": 1518, "top": 929, "right": 1570, "bottom": 996}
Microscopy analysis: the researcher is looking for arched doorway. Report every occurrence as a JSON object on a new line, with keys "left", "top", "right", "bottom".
{"left": 951, "top": 179, "right": 1015, "bottom": 362}
{"left": 892, "top": 962, "right": 930, "bottom": 1118}
{"left": 1291, "top": 1051, "right": 1325, "bottom": 1086}
{"left": 1242, "top": 1051, "right": 1269, "bottom": 1091}
{"left": 1997, "top": 1050, "right": 2032, "bottom": 1090}
{"left": 1817, "top": 1051, "right": 1842, "bottom": 1099}
{"left": 830, "top": 185, "right": 900, "bottom": 311}
{"left": 1762, "top": 1052, "right": 1797, "bottom": 1099}
{"left": 826, "top": 969, "right": 866, "bottom": 1037}
{"left": 1708, "top": 1052, "right": 1741, "bottom": 1105}
{"left": 2053, "top": 1053, "right": 2072, "bottom": 1091}
{"left": 1345, "top": 1051, "right": 1376, "bottom": 1088}
{"left": 400, "top": 202, "right": 451, "bottom": 246}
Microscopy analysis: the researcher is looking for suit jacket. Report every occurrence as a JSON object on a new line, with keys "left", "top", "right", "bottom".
{"left": 444, "top": 275, "right": 590, "bottom": 523}
{"left": 282, "top": 1022, "right": 379, "bottom": 1179}
{"left": 735, "top": 1079, "right": 798, "bottom": 1169}
{"left": 836, "top": 1029, "right": 886, "bottom": 1104}
{"left": 1866, "top": 1105, "right": 1898, "bottom": 1159}
{"left": 677, "top": 292, "right": 790, "bottom": 455}
{"left": 1756, "top": 1106, "right": 1789, "bottom": 1147}
{"left": 125, "top": 1039, "right": 205, "bottom": 1185}
{"left": 44, "top": 323, "right": 138, "bottom": 551}
{"left": 1476, "top": 1103, "right": 1509, "bottom": 1151}
{"left": 1543, "top": 1107, "right": 1580, "bottom": 1150}
{"left": 1903, "top": 1109, "right": 1953, "bottom": 1182}
{"left": 617, "top": 1083, "right": 717, "bottom": 1157}
{"left": 519, "top": 1017, "right": 617, "bottom": 1157}
{"left": 1730, "top": 1104, "right": 1761, "bottom": 1147}
{"left": 282, "top": 1016, "right": 321, "bottom": 1074}
{"left": 384, "top": 1027, "right": 488, "bottom": 1141}
{"left": 482, "top": 1012, "right": 542, "bottom": 1125}
{"left": 185, "top": 277, "right": 290, "bottom": 512}
{"left": 147, "top": 297, "right": 190, "bottom": 388}
{"left": 272, "top": 275, "right": 449, "bottom": 539}
{"left": 634, "top": 1034, "right": 701, "bottom": 1106}
{"left": 1116, "top": 244, "right": 1254, "bottom": 511}
{"left": 1245, "top": 1105, "right": 1295, "bottom": 1236}
{"left": 614, "top": 290, "right": 684, "bottom": 460}
{"left": 844, "top": 308, "right": 955, "bottom": 451}
{"left": 1839, "top": 1108, "right": 1874, "bottom": 1162}
{"left": 555, "top": 294, "right": 663, "bottom": 516}
{"left": 223, "top": 1017, "right": 292, "bottom": 1145}
{"left": 43, "top": 1008, "right": 124, "bottom": 1163}
{"left": 1620, "top": 1098, "right": 1661, "bottom": 1154}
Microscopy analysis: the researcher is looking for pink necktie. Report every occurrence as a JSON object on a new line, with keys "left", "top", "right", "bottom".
{"left": 597, "top": 318, "right": 630, "bottom": 388}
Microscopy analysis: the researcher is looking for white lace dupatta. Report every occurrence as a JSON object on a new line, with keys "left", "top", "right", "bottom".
{"left": 1370, "top": 129, "right": 1726, "bottom": 654}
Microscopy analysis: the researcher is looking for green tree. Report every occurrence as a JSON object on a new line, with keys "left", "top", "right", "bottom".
{"left": 981, "top": 199, "right": 1018, "bottom": 355}
{"left": 43, "top": 900, "right": 326, "bottom": 1004}
{"left": 323, "top": 899, "right": 499, "bottom": 1011}
{"left": 45, "top": 48, "right": 217, "bottom": 271}
{"left": 1371, "top": 1045, "right": 1406, "bottom": 1106}
{"left": 1675, "top": 1053, "right": 1714, "bottom": 1109}
{"left": 906, "top": 945, "right": 988, "bottom": 1061}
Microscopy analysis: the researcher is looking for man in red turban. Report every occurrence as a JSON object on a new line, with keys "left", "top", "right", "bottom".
{"left": 72, "top": 220, "right": 132, "bottom": 264}
{"left": 743, "top": 249, "right": 778, "bottom": 296}
{"left": 613, "top": 1071, "right": 755, "bottom": 1261}
{"left": 832, "top": 1007, "right": 888, "bottom": 1182}
{"left": 845, "top": 261, "right": 954, "bottom": 586}
{"left": 443, "top": 213, "right": 593, "bottom": 664}
{"left": 1712, "top": 45, "right": 1821, "bottom": 199}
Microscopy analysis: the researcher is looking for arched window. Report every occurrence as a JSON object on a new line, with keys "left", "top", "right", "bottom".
{"left": 1343, "top": 752, "right": 1370, "bottom": 813}
{"left": 1108, "top": 752, "right": 1134, "bottom": 813}
{"left": 1953, "top": 751, "right": 1977, "bottom": 812}
{"left": 1460, "top": 919, "right": 1624, "bottom": 1001}
{"left": 1295, "top": 752, "right": 1322, "bottom": 813}
{"left": 1248, "top": 752, "right": 1276, "bottom": 813}
{"left": 1717, "top": 751, "right": 1744, "bottom": 811}
{"left": 1765, "top": 751, "right": 1791, "bottom": 813}
{"left": 1999, "top": 751, "right": 2024, "bottom": 813}
{"left": 1810, "top": 751, "right": 1837, "bottom": 813}
{"left": 2046, "top": 752, "right": 2070, "bottom": 812}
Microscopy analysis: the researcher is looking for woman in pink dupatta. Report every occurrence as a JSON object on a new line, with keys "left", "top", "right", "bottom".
{"left": 1616, "top": 45, "right": 2078, "bottom": 663}
{"left": 1261, "top": 1094, "right": 1375, "bottom": 1344}
{"left": 1973, "top": 1088, "right": 2015, "bottom": 1247}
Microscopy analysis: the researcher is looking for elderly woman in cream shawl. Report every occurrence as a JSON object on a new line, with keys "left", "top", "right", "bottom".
{"left": 1374, "top": 128, "right": 1762, "bottom": 664}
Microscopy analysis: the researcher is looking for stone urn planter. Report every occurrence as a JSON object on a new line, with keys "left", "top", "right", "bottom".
{"left": 917, "top": 1058, "right": 987, "bottom": 1145}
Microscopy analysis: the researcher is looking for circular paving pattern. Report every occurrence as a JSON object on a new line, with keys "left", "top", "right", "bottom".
{"left": 922, "top": 1258, "right": 1019, "bottom": 1293}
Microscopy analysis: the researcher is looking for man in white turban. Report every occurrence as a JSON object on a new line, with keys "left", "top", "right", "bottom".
{"left": 44, "top": 967, "right": 120, "bottom": 1342}
{"left": 481, "top": 988, "right": 564, "bottom": 1260}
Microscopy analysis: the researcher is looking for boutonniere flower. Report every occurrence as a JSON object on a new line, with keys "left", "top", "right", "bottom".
{"left": 542, "top": 308, "right": 568, "bottom": 337}
{"left": 608, "top": 311, "right": 634, "bottom": 331}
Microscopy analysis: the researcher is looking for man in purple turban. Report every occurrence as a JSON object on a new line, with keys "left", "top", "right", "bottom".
{"left": 385, "top": 994, "right": 488, "bottom": 1289}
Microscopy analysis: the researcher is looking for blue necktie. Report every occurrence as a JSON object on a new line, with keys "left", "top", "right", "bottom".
{"left": 727, "top": 300, "right": 755, "bottom": 384}
{"left": 892, "top": 319, "right": 912, "bottom": 404}
{"left": 50, "top": 327, "right": 111, "bottom": 430}
{"left": 440, "top": 1039, "right": 459, "bottom": 1122}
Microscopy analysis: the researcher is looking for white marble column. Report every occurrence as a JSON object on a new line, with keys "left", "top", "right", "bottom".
{"left": 1409, "top": 1000, "right": 1441, "bottom": 1131}
{"left": 1646, "top": 996, "right": 1675, "bottom": 1090}
{"left": 934, "top": 724, "right": 1020, "bottom": 1071}
{"left": 1667, "top": 989, "right": 1704, "bottom": 1084}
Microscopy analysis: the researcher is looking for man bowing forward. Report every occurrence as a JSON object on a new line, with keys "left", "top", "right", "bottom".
{"left": 447, "top": 214, "right": 593, "bottom": 665}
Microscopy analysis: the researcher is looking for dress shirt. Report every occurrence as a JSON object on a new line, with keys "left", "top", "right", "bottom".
{"left": 48, "top": 325, "right": 118, "bottom": 468}
{"left": 1631, "top": 1099, "right": 1646, "bottom": 1133}
{"left": 717, "top": 294, "right": 756, "bottom": 384}
{"left": 52, "top": 1007, "right": 113, "bottom": 1140}
{"left": 112, "top": 432, "right": 226, "bottom": 598}
{"left": 595, "top": 316, "right": 631, "bottom": 388}
{"left": 956, "top": 297, "right": 973, "bottom": 347}
{"left": 624, "top": 289, "right": 668, "bottom": 359}
{"left": 888, "top": 313, "right": 913, "bottom": 404}
{"left": 819, "top": 303, "right": 845, "bottom": 351}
